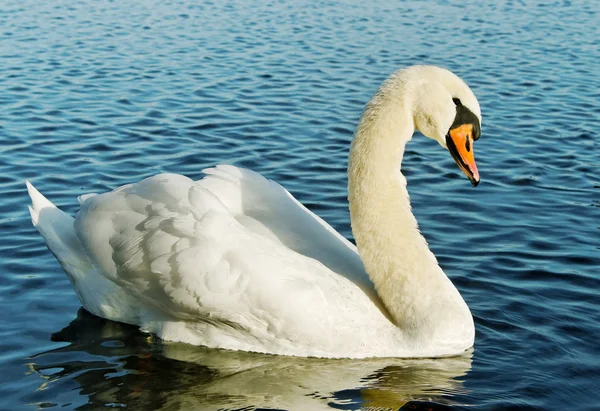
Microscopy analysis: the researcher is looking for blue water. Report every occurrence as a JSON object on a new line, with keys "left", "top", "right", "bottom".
{"left": 1, "top": 0, "right": 598, "bottom": 409}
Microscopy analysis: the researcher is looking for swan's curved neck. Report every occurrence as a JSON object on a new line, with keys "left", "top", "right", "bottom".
{"left": 348, "top": 84, "right": 472, "bottom": 342}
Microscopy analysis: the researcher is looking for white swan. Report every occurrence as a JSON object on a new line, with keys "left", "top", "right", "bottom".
{"left": 27, "top": 65, "right": 482, "bottom": 358}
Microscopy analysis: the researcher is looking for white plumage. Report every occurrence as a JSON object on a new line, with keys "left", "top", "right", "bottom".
{"left": 28, "top": 167, "right": 395, "bottom": 357}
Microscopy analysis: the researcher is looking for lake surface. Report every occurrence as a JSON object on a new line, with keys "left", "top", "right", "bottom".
{"left": 1, "top": 0, "right": 599, "bottom": 409}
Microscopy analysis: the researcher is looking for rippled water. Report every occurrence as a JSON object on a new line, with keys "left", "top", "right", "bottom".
{"left": 1, "top": 0, "right": 598, "bottom": 409}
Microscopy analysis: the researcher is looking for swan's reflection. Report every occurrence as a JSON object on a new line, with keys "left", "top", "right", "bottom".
{"left": 28, "top": 309, "right": 472, "bottom": 410}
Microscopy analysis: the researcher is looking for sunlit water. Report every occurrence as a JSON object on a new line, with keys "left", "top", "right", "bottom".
{"left": 0, "top": 0, "right": 598, "bottom": 410}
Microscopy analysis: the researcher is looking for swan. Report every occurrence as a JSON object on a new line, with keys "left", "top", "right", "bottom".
{"left": 27, "top": 65, "right": 482, "bottom": 359}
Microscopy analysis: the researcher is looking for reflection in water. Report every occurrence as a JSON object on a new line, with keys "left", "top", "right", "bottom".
{"left": 26, "top": 310, "right": 472, "bottom": 410}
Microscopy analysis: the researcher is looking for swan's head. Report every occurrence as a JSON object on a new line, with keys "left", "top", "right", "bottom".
{"left": 398, "top": 66, "right": 482, "bottom": 186}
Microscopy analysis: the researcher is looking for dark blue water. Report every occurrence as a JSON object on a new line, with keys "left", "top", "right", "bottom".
{"left": 1, "top": 0, "right": 598, "bottom": 409}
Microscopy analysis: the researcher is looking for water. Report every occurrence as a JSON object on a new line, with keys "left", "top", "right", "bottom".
{"left": 0, "top": 0, "right": 598, "bottom": 409}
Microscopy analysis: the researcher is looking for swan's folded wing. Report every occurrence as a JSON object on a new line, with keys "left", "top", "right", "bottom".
{"left": 73, "top": 173, "right": 356, "bottom": 340}
{"left": 197, "top": 165, "right": 371, "bottom": 289}
{"left": 74, "top": 173, "right": 227, "bottom": 320}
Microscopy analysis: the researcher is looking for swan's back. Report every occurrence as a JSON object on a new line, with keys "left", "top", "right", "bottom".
{"left": 199, "top": 166, "right": 374, "bottom": 290}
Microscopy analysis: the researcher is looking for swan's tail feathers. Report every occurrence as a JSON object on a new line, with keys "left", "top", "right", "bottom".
{"left": 26, "top": 181, "right": 93, "bottom": 281}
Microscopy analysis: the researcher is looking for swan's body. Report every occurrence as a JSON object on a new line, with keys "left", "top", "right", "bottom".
{"left": 28, "top": 66, "right": 482, "bottom": 358}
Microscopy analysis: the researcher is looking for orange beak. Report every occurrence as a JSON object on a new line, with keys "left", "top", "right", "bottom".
{"left": 446, "top": 124, "right": 480, "bottom": 187}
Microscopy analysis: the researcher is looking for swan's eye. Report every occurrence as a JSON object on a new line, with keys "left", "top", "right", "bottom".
{"left": 452, "top": 98, "right": 462, "bottom": 106}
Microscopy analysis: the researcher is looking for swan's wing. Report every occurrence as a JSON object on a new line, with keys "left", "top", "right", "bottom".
{"left": 197, "top": 165, "right": 371, "bottom": 289}
{"left": 74, "top": 173, "right": 372, "bottom": 348}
